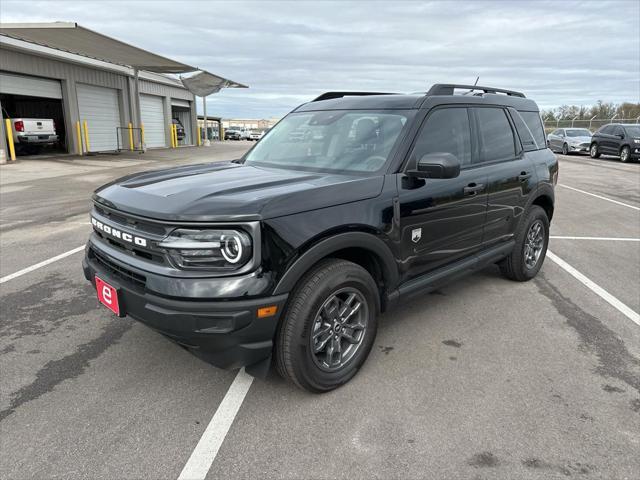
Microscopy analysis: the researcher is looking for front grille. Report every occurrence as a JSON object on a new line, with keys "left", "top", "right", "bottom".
{"left": 89, "top": 247, "right": 146, "bottom": 289}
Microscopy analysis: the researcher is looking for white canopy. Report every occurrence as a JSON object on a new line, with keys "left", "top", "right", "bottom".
{"left": 180, "top": 71, "right": 248, "bottom": 96}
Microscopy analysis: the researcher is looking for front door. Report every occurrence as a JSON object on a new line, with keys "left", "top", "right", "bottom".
{"left": 396, "top": 106, "right": 488, "bottom": 282}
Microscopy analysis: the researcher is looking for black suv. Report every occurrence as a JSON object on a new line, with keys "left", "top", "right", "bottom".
{"left": 590, "top": 123, "right": 640, "bottom": 162}
{"left": 83, "top": 84, "right": 557, "bottom": 392}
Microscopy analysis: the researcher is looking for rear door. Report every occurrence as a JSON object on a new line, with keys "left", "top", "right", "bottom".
{"left": 598, "top": 125, "right": 616, "bottom": 154}
{"left": 472, "top": 107, "right": 537, "bottom": 247}
{"left": 396, "top": 106, "right": 488, "bottom": 281}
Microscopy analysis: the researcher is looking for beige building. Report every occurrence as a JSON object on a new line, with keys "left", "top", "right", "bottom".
{"left": 222, "top": 118, "right": 279, "bottom": 131}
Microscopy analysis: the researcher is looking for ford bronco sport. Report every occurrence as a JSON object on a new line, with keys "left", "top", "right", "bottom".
{"left": 83, "top": 84, "right": 557, "bottom": 392}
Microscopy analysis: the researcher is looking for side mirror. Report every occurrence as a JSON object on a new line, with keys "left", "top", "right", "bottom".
{"left": 617, "top": 133, "right": 625, "bottom": 139}
{"left": 409, "top": 152, "right": 461, "bottom": 179}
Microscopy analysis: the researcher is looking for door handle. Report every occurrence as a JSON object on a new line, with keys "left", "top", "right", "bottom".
{"left": 463, "top": 183, "right": 484, "bottom": 196}
{"left": 518, "top": 172, "right": 531, "bottom": 181}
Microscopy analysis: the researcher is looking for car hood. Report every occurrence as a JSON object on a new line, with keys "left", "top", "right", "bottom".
{"left": 94, "top": 161, "right": 384, "bottom": 222}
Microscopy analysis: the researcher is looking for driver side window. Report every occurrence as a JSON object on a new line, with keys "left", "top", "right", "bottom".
{"left": 410, "top": 108, "right": 472, "bottom": 167}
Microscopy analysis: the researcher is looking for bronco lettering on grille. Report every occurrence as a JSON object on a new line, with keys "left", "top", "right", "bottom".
{"left": 91, "top": 217, "right": 148, "bottom": 247}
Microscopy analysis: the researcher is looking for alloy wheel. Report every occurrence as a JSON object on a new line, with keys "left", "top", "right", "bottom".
{"left": 524, "top": 220, "right": 545, "bottom": 270}
{"left": 310, "top": 287, "right": 368, "bottom": 372}
{"left": 621, "top": 147, "right": 629, "bottom": 162}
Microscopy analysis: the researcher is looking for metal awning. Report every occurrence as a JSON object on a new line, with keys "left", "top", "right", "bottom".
{"left": 180, "top": 71, "right": 248, "bottom": 96}
{"left": 0, "top": 22, "right": 196, "bottom": 73}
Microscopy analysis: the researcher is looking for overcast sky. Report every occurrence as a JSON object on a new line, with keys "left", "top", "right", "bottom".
{"left": 2, "top": 0, "right": 639, "bottom": 119}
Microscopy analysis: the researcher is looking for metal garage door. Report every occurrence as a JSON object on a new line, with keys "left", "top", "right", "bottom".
{"left": 0, "top": 72, "right": 62, "bottom": 98}
{"left": 77, "top": 84, "right": 120, "bottom": 152}
{"left": 140, "top": 94, "right": 166, "bottom": 148}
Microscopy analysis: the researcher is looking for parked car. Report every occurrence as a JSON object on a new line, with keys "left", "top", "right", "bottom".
{"left": 224, "top": 128, "right": 242, "bottom": 140}
{"left": 547, "top": 128, "right": 592, "bottom": 155}
{"left": 248, "top": 130, "right": 262, "bottom": 141}
{"left": 8, "top": 118, "right": 58, "bottom": 154}
{"left": 590, "top": 124, "right": 640, "bottom": 162}
{"left": 172, "top": 118, "right": 185, "bottom": 141}
{"left": 83, "top": 84, "right": 556, "bottom": 392}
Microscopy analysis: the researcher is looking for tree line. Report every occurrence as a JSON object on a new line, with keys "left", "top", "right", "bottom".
{"left": 541, "top": 101, "right": 640, "bottom": 121}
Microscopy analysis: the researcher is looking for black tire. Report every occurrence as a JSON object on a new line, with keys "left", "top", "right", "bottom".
{"left": 590, "top": 143, "right": 601, "bottom": 158}
{"left": 620, "top": 146, "right": 631, "bottom": 163}
{"left": 562, "top": 143, "right": 569, "bottom": 155}
{"left": 499, "top": 206, "right": 549, "bottom": 282}
{"left": 275, "top": 258, "right": 379, "bottom": 393}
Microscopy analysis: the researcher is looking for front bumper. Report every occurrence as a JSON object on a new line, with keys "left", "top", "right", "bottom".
{"left": 568, "top": 144, "right": 590, "bottom": 153}
{"left": 83, "top": 245, "right": 288, "bottom": 371}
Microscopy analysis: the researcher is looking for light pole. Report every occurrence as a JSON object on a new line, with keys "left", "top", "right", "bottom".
{"left": 589, "top": 115, "right": 597, "bottom": 130}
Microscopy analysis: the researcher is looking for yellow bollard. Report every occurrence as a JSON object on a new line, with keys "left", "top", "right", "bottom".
{"left": 173, "top": 124, "right": 178, "bottom": 148}
{"left": 83, "top": 120, "right": 90, "bottom": 152}
{"left": 170, "top": 124, "right": 175, "bottom": 148}
{"left": 128, "top": 122, "right": 134, "bottom": 151}
{"left": 140, "top": 122, "right": 145, "bottom": 148}
{"left": 75, "top": 121, "right": 83, "bottom": 155}
{"left": 197, "top": 126, "right": 201, "bottom": 146}
{"left": 4, "top": 118, "right": 16, "bottom": 161}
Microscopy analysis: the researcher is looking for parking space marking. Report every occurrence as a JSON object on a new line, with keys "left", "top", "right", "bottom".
{"left": 550, "top": 236, "right": 640, "bottom": 242}
{"left": 0, "top": 245, "right": 85, "bottom": 284}
{"left": 178, "top": 368, "right": 254, "bottom": 480}
{"left": 558, "top": 184, "right": 640, "bottom": 211}
{"left": 546, "top": 250, "right": 640, "bottom": 326}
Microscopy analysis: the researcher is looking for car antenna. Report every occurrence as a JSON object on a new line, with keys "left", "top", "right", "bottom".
{"left": 463, "top": 76, "right": 480, "bottom": 95}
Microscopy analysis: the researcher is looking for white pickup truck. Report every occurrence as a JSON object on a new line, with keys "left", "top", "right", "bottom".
{"left": 9, "top": 118, "right": 59, "bottom": 151}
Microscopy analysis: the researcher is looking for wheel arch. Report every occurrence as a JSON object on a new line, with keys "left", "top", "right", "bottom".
{"left": 272, "top": 231, "right": 398, "bottom": 310}
{"left": 531, "top": 192, "right": 554, "bottom": 221}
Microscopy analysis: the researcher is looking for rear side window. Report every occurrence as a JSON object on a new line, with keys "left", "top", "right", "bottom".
{"left": 508, "top": 108, "right": 536, "bottom": 151}
{"left": 520, "top": 111, "right": 546, "bottom": 149}
{"left": 411, "top": 107, "right": 472, "bottom": 166}
{"left": 474, "top": 107, "right": 516, "bottom": 162}
{"left": 599, "top": 125, "right": 614, "bottom": 134}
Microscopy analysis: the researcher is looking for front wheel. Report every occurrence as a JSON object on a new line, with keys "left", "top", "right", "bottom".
{"left": 590, "top": 143, "right": 601, "bottom": 158}
{"left": 620, "top": 146, "right": 631, "bottom": 163}
{"left": 499, "top": 206, "right": 549, "bottom": 282}
{"left": 275, "top": 259, "right": 379, "bottom": 392}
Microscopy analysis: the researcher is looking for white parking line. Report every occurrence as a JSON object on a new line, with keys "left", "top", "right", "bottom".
{"left": 178, "top": 368, "right": 254, "bottom": 480}
{"left": 558, "top": 184, "right": 640, "bottom": 211}
{"left": 550, "top": 236, "right": 640, "bottom": 242}
{"left": 0, "top": 245, "right": 85, "bottom": 284}
{"left": 546, "top": 250, "right": 640, "bottom": 327}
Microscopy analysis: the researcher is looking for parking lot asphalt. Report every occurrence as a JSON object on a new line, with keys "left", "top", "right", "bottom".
{"left": 1, "top": 146, "right": 639, "bottom": 480}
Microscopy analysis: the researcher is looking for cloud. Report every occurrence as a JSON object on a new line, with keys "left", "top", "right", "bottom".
{"left": 2, "top": 0, "right": 638, "bottom": 117}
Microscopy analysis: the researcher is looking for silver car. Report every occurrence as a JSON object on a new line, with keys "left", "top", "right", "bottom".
{"left": 547, "top": 128, "right": 592, "bottom": 155}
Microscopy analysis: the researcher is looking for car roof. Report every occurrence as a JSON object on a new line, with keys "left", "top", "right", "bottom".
{"left": 293, "top": 84, "right": 540, "bottom": 113}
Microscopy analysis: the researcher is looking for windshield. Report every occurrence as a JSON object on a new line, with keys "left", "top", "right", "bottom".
{"left": 624, "top": 125, "right": 640, "bottom": 136}
{"left": 244, "top": 110, "right": 413, "bottom": 173}
{"left": 566, "top": 129, "right": 592, "bottom": 137}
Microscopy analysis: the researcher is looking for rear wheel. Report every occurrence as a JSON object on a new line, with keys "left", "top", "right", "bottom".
{"left": 275, "top": 259, "right": 379, "bottom": 392}
{"left": 620, "top": 146, "right": 631, "bottom": 163}
{"left": 590, "top": 143, "right": 601, "bottom": 158}
{"left": 499, "top": 206, "right": 549, "bottom": 282}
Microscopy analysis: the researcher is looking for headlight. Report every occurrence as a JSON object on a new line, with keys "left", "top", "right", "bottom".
{"left": 158, "top": 229, "right": 252, "bottom": 270}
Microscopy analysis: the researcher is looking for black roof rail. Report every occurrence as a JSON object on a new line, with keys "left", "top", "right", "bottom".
{"left": 427, "top": 84, "right": 526, "bottom": 98}
{"left": 312, "top": 91, "right": 397, "bottom": 102}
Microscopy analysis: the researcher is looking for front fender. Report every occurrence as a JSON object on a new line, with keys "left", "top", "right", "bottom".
{"left": 272, "top": 231, "right": 398, "bottom": 295}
